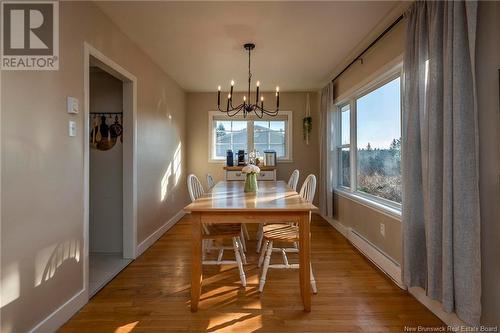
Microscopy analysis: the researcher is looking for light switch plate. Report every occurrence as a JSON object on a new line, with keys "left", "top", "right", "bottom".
{"left": 67, "top": 97, "right": 79, "bottom": 114}
{"left": 69, "top": 120, "right": 77, "bottom": 137}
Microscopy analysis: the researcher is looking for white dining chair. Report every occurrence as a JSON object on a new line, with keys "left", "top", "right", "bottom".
{"left": 206, "top": 173, "right": 216, "bottom": 189}
{"left": 187, "top": 174, "right": 247, "bottom": 286}
{"left": 257, "top": 174, "right": 317, "bottom": 293}
{"left": 287, "top": 169, "right": 300, "bottom": 191}
{"left": 256, "top": 169, "right": 300, "bottom": 253}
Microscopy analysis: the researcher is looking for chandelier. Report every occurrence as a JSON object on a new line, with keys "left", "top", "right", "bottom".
{"left": 217, "top": 43, "right": 280, "bottom": 118}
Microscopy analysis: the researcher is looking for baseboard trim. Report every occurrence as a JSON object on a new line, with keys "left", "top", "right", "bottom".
{"left": 136, "top": 210, "right": 185, "bottom": 257}
{"left": 408, "top": 287, "right": 466, "bottom": 327}
{"left": 321, "top": 215, "right": 348, "bottom": 237}
{"left": 321, "top": 215, "right": 403, "bottom": 289}
{"left": 347, "top": 227, "right": 405, "bottom": 289}
{"left": 30, "top": 289, "right": 87, "bottom": 333}
{"left": 323, "top": 216, "right": 467, "bottom": 327}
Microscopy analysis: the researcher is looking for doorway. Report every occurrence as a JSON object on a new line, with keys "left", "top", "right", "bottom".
{"left": 84, "top": 44, "right": 137, "bottom": 298}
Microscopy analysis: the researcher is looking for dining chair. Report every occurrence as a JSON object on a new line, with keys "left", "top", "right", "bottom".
{"left": 256, "top": 169, "right": 300, "bottom": 253}
{"left": 257, "top": 174, "right": 317, "bottom": 293}
{"left": 206, "top": 173, "right": 216, "bottom": 189}
{"left": 187, "top": 174, "right": 247, "bottom": 286}
{"left": 205, "top": 173, "right": 248, "bottom": 252}
{"left": 287, "top": 169, "right": 300, "bottom": 191}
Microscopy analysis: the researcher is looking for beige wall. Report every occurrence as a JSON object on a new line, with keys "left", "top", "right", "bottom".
{"left": 476, "top": 1, "right": 500, "bottom": 326}
{"left": 332, "top": 20, "right": 405, "bottom": 263}
{"left": 186, "top": 92, "right": 320, "bottom": 203}
{"left": 0, "top": 2, "right": 189, "bottom": 332}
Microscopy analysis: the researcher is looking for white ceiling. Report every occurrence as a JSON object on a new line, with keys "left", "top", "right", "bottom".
{"left": 96, "top": 1, "right": 399, "bottom": 92}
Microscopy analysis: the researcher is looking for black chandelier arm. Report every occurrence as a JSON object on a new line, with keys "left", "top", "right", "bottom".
{"left": 217, "top": 102, "right": 246, "bottom": 117}
{"left": 253, "top": 104, "right": 279, "bottom": 116}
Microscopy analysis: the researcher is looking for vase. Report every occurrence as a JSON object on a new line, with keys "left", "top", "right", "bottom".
{"left": 244, "top": 173, "right": 258, "bottom": 193}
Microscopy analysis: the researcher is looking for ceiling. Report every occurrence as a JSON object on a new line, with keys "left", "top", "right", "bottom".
{"left": 96, "top": 1, "right": 399, "bottom": 92}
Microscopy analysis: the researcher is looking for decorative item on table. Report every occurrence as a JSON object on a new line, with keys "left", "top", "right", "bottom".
{"left": 237, "top": 150, "right": 246, "bottom": 166}
{"left": 226, "top": 149, "right": 234, "bottom": 166}
{"left": 303, "top": 93, "right": 312, "bottom": 145}
{"left": 242, "top": 164, "right": 260, "bottom": 193}
{"left": 249, "top": 149, "right": 257, "bottom": 165}
{"left": 263, "top": 150, "right": 276, "bottom": 167}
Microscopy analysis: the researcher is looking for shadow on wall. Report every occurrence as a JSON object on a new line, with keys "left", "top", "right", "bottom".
{"left": 1, "top": 239, "right": 82, "bottom": 333}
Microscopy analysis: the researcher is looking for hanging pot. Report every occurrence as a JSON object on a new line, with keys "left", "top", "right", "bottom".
{"left": 109, "top": 115, "right": 123, "bottom": 142}
{"left": 96, "top": 115, "right": 116, "bottom": 151}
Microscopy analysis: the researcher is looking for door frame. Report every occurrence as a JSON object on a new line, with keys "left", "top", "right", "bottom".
{"left": 83, "top": 42, "right": 137, "bottom": 296}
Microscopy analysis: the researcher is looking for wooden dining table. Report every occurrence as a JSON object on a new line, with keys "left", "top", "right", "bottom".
{"left": 184, "top": 180, "right": 318, "bottom": 312}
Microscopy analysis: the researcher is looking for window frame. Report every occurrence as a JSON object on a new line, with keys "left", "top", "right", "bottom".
{"left": 333, "top": 62, "right": 403, "bottom": 217}
{"left": 208, "top": 110, "right": 293, "bottom": 163}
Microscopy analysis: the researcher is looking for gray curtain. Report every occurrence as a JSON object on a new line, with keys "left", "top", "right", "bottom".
{"left": 402, "top": 1, "right": 481, "bottom": 325}
{"left": 319, "top": 83, "right": 334, "bottom": 217}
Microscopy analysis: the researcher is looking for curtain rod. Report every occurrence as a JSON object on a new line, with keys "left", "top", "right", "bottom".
{"left": 331, "top": 14, "right": 404, "bottom": 83}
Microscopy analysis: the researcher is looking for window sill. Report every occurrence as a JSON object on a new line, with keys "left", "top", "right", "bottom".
{"left": 334, "top": 188, "right": 402, "bottom": 221}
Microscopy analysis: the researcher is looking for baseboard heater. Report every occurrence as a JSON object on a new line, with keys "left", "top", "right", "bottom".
{"left": 346, "top": 227, "right": 405, "bottom": 289}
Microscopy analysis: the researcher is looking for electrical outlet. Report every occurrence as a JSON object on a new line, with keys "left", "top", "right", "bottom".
{"left": 380, "top": 223, "right": 386, "bottom": 237}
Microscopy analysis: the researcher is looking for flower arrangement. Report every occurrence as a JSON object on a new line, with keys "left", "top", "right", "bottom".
{"left": 242, "top": 164, "right": 260, "bottom": 174}
{"left": 242, "top": 164, "right": 260, "bottom": 192}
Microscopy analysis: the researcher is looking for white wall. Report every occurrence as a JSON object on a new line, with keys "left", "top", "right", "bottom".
{"left": 89, "top": 68, "right": 123, "bottom": 254}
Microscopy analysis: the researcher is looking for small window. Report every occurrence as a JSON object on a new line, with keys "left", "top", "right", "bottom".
{"left": 336, "top": 104, "right": 351, "bottom": 188}
{"left": 209, "top": 111, "right": 292, "bottom": 162}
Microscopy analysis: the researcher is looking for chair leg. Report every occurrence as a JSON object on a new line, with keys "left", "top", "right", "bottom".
{"left": 232, "top": 237, "right": 246, "bottom": 287}
{"left": 242, "top": 224, "right": 250, "bottom": 240}
{"left": 236, "top": 237, "right": 247, "bottom": 264}
{"left": 259, "top": 240, "right": 273, "bottom": 292}
{"left": 310, "top": 263, "right": 317, "bottom": 294}
{"left": 240, "top": 228, "right": 247, "bottom": 252}
{"left": 256, "top": 224, "right": 264, "bottom": 253}
{"left": 258, "top": 240, "right": 269, "bottom": 267}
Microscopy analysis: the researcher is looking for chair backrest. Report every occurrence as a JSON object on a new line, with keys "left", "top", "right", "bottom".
{"left": 287, "top": 169, "right": 300, "bottom": 191}
{"left": 206, "top": 173, "right": 215, "bottom": 189}
{"left": 187, "top": 174, "right": 205, "bottom": 202}
{"left": 299, "top": 174, "right": 316, "bottom": 203}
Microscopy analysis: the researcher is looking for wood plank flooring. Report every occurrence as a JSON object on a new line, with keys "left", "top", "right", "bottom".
{"left": 60, "top": 214, "right": 443, "bottom": 332}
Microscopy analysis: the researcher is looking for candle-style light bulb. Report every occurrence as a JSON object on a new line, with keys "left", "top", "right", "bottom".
{"left": 261, "top": 96, "right": 264, "bottom": 101}
{"left": 218, "top": 85, "right": 221, "bottom": 91}
{"left": 261, "top": 95, "right": 264, "bottom": 108}
{"left": 255, "top": 81, "right": 260, "bottom": 104}
{"left": 228, "top": 93, "right": 231, "bottom": 99}
{"left": 231, "top": 80, "right": 235, "bottom": 86}
{"left": 243, "top": 96, "right": 246, "bottom": 101}
{"left": 276, "top": 86, "right": 280, "bottom": 92}
{"left": 217, "top": 85, "right": 221, "bottom": 106}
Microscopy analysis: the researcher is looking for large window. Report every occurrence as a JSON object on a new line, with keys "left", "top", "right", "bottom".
{"left": 209, "top": 111, "right": 292, "bottom": 162}
{"left": 334, "top": 71, "right": 402, "bottom": 208}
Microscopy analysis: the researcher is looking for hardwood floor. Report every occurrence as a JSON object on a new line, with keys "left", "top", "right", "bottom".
{"left": 60, "top": 214, "right": 443, "bottom": 332}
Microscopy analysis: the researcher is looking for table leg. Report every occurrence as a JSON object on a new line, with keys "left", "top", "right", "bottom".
{"left": 191, "top": 212, "right": 202, "bottom": 312}
{"left": 299, "top": 212, "right": 311, "bottom": 312}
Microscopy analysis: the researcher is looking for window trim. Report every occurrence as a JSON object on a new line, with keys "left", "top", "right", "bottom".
{"left": 333, "top": 62, "right": 403, "bottom": 214}
{"left": 208, "top": 110, "right": 293, "bottom": 163}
